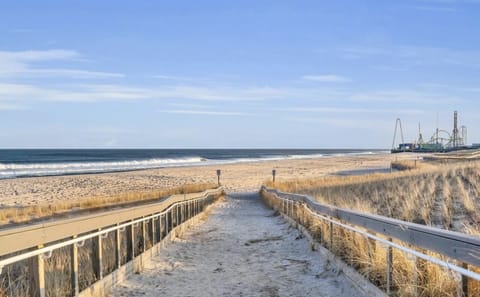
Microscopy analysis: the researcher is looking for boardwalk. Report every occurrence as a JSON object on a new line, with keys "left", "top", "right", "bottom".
{"left": 111, "top": 193, "right": 364, "bottom": 297}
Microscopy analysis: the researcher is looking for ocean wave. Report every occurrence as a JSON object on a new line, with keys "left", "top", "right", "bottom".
{"left": 0, "top": 157, "right": 207, "bottom": 179}
{"left": 0, "top": 150, "right": 388, "bottom": 179}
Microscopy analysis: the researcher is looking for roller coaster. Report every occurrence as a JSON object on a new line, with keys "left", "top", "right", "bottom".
{"left": 391, "top": 111, "right": 477, "bottom": 153}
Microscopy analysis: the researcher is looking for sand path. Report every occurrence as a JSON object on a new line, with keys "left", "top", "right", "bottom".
{"left": 110, "top": 193, "right": 364, "bottom": 297}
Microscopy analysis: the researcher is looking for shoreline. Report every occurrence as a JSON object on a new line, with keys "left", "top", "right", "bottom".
{"left": 0, "top": 152, "right": 422, "bottom": 208}
{"left": 0, "top": 149, "right": 388, "bottom": 180}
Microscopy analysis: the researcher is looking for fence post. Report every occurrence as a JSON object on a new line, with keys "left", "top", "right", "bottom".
{"left": 151, "top": 217, "right": 156, "bottom": 246}
{"left": 127, "top": 222, "right": 135, "bottom": 261}
{"left": 29, "top": 244, "right": 45, "bottom": 297}
{"left": 71, "top": 239, "right": 79, "bottom": 296}
{"left": 189, "top": 200, "right": 192, "bottom": 218}
{"left": 115, "top": 226, "right": 121, "bottom": 268}
{"left": 386, "top": 238, "right": 393, "bottom": 296}
{"left": 160, "top": 214, "right": 164, "bottom": 241}
{"left": 182, "top": 202, "right": 185, "bottom": 222}
{"left": 168, "top": 210, "right": 171, "bottom": 234}
{"left": 141, "top": 219, "right": 147, "bottom": 253}
{"left": 329, "top": 221, "right": 334, "bottom": 250}
{"left": 93, "top": 230, "right": 103, "bottom": 280}
{"left": 460, "top": 262, "right": 469, "bottom": 297}
{"left": 179, "top": 203, "right": 182, "bottom": 224}
{"left": 413, "top": 256, "right": 418, "bottom": 297}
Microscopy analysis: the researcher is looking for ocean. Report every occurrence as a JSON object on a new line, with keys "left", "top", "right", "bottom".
{"left": 0, "top": 149, "right": 386, "bottom": 179}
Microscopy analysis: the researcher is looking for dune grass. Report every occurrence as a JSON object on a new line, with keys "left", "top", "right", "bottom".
{"left": 266, "top": 161, "right": 480, "bottom": 231}
{"left": 265, "top": 160, "right": 480, "bottom": 296}
{"left": 0, "top": 183, "right": 217, "bottom": 226}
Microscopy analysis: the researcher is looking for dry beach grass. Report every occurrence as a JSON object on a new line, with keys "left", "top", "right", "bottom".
{"left": 0, "top": 183, "right": 216, "bottom": 225}
{"left": 266, "top": 159, "right": 480, "bottom": 296}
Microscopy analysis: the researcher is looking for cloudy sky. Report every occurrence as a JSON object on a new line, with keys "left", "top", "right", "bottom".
{"left": 1, "top": 0, "right": 480, "bottom": 148}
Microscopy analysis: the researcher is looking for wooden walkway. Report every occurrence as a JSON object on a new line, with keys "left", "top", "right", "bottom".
{"left": 110, "top": 193, "right": 364, "bottom": 297}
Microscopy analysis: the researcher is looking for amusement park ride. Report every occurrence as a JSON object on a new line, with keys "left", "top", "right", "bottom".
{"left": 391, "top": 111, "right": 479, "bottom": 153}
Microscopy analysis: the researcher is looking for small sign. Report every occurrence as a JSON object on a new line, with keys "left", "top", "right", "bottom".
{"left": 217, "top": 169, "right": 221, "bottom": 176}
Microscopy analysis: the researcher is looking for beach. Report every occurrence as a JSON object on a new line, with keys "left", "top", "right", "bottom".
{"left": 0, "top": 152, "right": 419, "bottom": 207}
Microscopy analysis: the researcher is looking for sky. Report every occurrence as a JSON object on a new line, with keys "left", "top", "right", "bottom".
{"left": 1, "top": 0, "right": 480, "bottom": 149}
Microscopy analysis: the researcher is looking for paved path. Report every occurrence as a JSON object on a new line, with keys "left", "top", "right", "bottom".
{"left": 110, "top": 193, "right": 364, "bottom": 297}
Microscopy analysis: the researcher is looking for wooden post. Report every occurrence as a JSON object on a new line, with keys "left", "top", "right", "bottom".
{"left": 386, "top": 238, "right": 393, "bottom": 296}
{"left": 151, "top": 217, "right": 156, "bottom": 246}
{"left": 115, "top": 227, "right": 121, "bottom": 268}
{"left": 216, "top": 169, "right": 221, "bottom": 186}
{"left": 177, "top": 204, "right": 181, "bottom": 224}
{"left": 159, "top": 215, "right": 164, "bottom": 241}
{"left": 189, "top": 201, "right": 192, "bottom": 219}
{"left": 30, "top": 245, "right": 46, "bottom": 297}
{"left": 93, "top": 231, "right": 103, "bottom": 280}
{"left": 126, "top": 222, "right": 135, "bottom": 261}
{"left": 141, "top": 219, "right": 146, "bottom": 253}
{"left": 182, "top": 203, "right": 185, "bottom": 223}
{"left": 461, "top": 262, "right": 469, "bottom": 297}
{"left": 71, "top": 239, "right": 79, "bottom": 296}
{"left": 272, "top": 169, "right": 276, "bottom": 184}
{"left": 413, "top": 256, "right": 418, "bottom": 297}
{"left": 329, "top": 221, "right": 334, "bottom": 251}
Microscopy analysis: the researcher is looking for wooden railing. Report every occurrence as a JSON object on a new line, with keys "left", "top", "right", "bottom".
{"left": 0, "top": 187, "right": 224, "bottom": 297}
{"left": 261, "top": 186, "right": 480, "bottom": 297}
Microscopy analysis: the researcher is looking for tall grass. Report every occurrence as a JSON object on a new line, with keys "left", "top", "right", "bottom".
{"left": 267, "top": 161, "right": 480, "bottom": 231}
{"left": 0, "top": 183, "right": 216, "bottom": 226}
{"left": 265, "top": 160, "right": 480, "bottom": 296}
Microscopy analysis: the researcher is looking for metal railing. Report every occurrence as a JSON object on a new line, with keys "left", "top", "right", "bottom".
{"left": 0, "top": 187, "right": 224, "bottom": 297}
{"left": 261, "top": 186, "right": 480, "bottom": 297}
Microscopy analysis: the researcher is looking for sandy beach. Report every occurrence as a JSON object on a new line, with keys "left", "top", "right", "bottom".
{"left": 0, "top": 153, "right": 419, "bottom": 207}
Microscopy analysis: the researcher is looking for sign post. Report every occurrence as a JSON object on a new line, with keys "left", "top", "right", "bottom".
{"left": 272, "top": 169, "right": 276, "bottom": 184}
{"left": 216, "top": 169, "right": 221, "bottom": 186}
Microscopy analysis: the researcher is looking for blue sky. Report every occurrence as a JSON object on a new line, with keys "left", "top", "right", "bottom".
{"left": 1, "top": 0, "right": 480, "bottom": 148}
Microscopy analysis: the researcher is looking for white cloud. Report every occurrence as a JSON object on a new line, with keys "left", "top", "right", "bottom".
{"left": 348, "top": 90, "right": 463, "bottom": 104}
{"left": 0, "top": 83, "right": 297, "bottom": 104}
{"left": 22, "top": 69, "right": 125, "bottom": 78}
{"left": 0, "top": 103, "right": 24, "bottom": 110}
{"left": 301, "top": 75, "right": 350, "bottom": 83}
{"left": 0, "top": 49, "right": 124, "bottom": 79}
{"left": 340, "top": 45, "right": 480, "bottom": 67}
{"left": 159, "top": 109, "right": 250, "bottom": 116}
{"left": 153, "top": 75, "right": 196, "bottom": 81}
{"left": 1, "top": 49, "right": 79, "bottom": 61}
{"left": 288, "top": 117, "right": 391, "bottom": 129}
{"left": 280, "top": 107, "right": 424, "bottom": 115}
{"left": 413, "top": 5, "right": 457, "bottom": 12}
